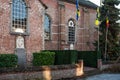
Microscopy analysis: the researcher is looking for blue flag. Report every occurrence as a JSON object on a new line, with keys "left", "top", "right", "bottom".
{"left": 76, "top": 0, "right": 80, "bottom": 20}
{"left": 76, "top": 0, "right": 79, "bottom": 9}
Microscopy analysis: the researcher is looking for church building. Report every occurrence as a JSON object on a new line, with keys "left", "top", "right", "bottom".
{"left": 0, "top": 0, "right": 98, "bottom": 64}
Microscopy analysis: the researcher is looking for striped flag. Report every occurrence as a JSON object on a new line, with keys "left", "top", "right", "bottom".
{"left": 95, "top": 7, "right": 100, "bottom": 26}
{"left": 95, "top": 19, "right": 99, "bottom": 26}
{"left": 76, "top": 0, "right": 80, "bottom": 20}
{"left": 106, "top": 17, "right": 109, "bottom": 28}
{"left": 97, "top": 7, "right": 100, "bottom": 18}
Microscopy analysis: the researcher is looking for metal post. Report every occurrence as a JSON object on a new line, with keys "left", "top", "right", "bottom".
{"left": 98, "top": 27, "right": 99, "bottom": 51}
{"left": 104, "top": 27, "right": 108, "bottom": 61}
{"left": 97, "top": 0, "right": 102, "bottom": 51}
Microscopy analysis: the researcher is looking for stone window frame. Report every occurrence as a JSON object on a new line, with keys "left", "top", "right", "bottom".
{"left": 10, "top": 0, "right": 29, "bottom": 35}
{"left": 44, "top": 13, "right": 52, "bottom": 40}
{"left": 68, "top": 19, "right": 76, "bottom": 44}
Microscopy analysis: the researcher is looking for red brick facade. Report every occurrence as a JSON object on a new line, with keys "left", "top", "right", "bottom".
{"left": 0, "top": 0, "right": 97, "bottom": 63}
{"left": 43, "top": 0, "right": 97, "bottom": 50}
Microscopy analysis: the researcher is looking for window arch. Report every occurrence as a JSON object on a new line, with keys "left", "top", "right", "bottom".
{"left": 11, "top": 0, "right": 28, "bottom": 34}
{"left": 44, "top": 14, "right": 51, "bottom": 40}
{"left": 68, "top": 19, "right": 75, "bottom": 43}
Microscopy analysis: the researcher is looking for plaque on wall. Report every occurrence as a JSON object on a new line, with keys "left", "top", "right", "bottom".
{"left": 16, "top": 36, "right": 24, "bottom": 48}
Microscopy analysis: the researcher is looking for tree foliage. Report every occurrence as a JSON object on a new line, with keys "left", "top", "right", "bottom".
{"left": 96, "top": 0, "right": 120, "bottom": 60}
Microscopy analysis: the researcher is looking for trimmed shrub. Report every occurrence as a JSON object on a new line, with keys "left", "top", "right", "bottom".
{"left": 0, "top": 54, "right": 17, "bottom": 68}
{"left": 33, "top": 51, "right": 55, "bottom": 66}
{"left": 78, "top": 51, "right": 100, "bottom": 68}
{"left": 43, "top": 50, "right": 78, "bottom": 65}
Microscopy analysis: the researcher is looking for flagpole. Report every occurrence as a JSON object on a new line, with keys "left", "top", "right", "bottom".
{"left": 98, "top": 26, "right": 99, "bottom": 51}
{"left": 75, "top": 0, "right": 80, "bottom": 49}
{"left": 97, "top": 0, "right": 102, "bottom": 52}
{"left": 104, "top": 27, "right": 108, "bottom": 61}
{"left": 104, "top": 7, "right": 109, "bottom": 61}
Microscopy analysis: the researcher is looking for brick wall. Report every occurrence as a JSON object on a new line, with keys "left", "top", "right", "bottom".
{"left": 0, "top": 0, "right": 15, "bottom": 54}
{"left": 42, "top": 0, "right": 97, "bottom": 50}
{"left": 25, "top": 0, "right": 44, "bottom": 62}
{"left": 0, "top": 0, "right": 44, "bottom": 63}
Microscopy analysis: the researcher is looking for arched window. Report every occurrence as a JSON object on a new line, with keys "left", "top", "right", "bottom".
{"left": 68, "top": 19, "right": 75, "bottom": 43}
{"left": 44, "top": 14, "right": 51, "bottom": 40}
{"left": 11, "top": 0, "right": 28, "bottom": 34}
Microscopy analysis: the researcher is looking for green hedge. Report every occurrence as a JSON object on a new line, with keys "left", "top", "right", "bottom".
{"left": 44, "top": 50, "right": 78, "bottom": 65}
{"left": 78, "top": 51, "right": 101, "bottom": 68}
{"left": 0, "top": 54, "right": 17, "bottom": 68}
{"left": 33, "top": 50, "right": 101, "bottom": 67}
{"left": 33, "top": 51, "right": 55, "bottom": 66}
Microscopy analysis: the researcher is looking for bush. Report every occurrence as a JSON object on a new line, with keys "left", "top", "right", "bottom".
{"left": 43, "top": 50, "right": 78, "bottom": 65}
{"left": 78, "top": 51, "right": 99, "bottom": 68}
{"left": 33, "top": 51, "right": 55, "bottom": 66}
{"left": 0, "top": 54, "right": 17, "bottom": 68}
